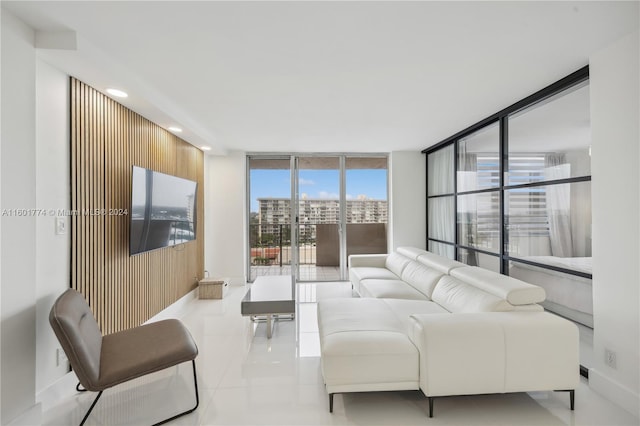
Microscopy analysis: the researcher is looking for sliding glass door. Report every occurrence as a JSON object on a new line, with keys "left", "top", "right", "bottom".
{"left": 295, "top": 156, "right": 342, "bottom": 281}
{"left": 247, "top": 157, "right": 293, "bottom": 282}
{"left": 248, "top": 154, "right": 388, "bottom": 283}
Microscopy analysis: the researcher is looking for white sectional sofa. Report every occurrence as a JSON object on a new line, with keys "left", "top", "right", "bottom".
{"left": 317, "top": 247, "right": 579, "bottom": 417}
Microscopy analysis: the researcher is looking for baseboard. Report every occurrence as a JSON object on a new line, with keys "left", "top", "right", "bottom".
{"left": 7, "top": 402, "right": 42, "bottom": 426}
{"left": 589, "top": 368, "right": 640, "bottom": 417}
{"left": 144, "top": 287, "right": 198, "bottom": 323}
{"left": 224, "top": 275, "right": 247, "bottom": 286}
{"left": 35, "top": 370, "right": 78, "bottom": 411}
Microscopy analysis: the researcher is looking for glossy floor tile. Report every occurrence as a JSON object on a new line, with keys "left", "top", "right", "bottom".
{"left": 38, "top": 283, "right": 638, "bottom": 426}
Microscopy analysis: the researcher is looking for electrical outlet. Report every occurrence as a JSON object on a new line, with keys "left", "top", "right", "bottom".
{"left": 56, "top": 348, "right": 68, "bottom": 367}
{"left": 605, "top": 348, "right": 617, "bottom": 369}
{"left": 55, "top": 216, "right": 67, "bottom": 235}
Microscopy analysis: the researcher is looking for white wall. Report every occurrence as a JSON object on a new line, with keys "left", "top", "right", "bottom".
{"left": 589, "top": 30, "right": 639, "bottom": 416}
{"left": 204, "top": 152, "right": 247, "bottom": 285}
{"left": 34, "top": 60, "right": 71, "bottom": 393}
{"left": 1, "top": 9, "right": 38, "bottom": 424}
{"left": 388, "top": 151, "right": 426, "bottom": 251}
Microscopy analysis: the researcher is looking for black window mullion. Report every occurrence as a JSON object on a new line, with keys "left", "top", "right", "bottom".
{"left": 500, "top": 116, "right": 508, "bottom": 274}
{"left": 504, "top": 175, "right": 592, "bottom": 191}
{"left": 453, "top": 140, "right": 459, "bottom": 261}
{"left": 425, "top": 154, "right": 429, "bottom": 242}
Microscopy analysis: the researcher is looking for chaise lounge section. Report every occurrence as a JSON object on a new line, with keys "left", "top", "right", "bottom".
{"left": 317, "top": 247, "right": 579, "bottom": 416}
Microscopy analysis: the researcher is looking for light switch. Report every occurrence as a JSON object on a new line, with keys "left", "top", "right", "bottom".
{"left": 55, "top": 216, "right": 67, "bottom": 235}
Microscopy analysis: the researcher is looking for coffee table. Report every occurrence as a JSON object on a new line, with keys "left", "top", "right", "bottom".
{"left": 241, "top": 275, "right": 296, "bottom": 338}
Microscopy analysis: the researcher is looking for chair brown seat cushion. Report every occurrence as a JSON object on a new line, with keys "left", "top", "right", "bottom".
{"left": 98, "top": 319, "right": 198, "bottom": 390}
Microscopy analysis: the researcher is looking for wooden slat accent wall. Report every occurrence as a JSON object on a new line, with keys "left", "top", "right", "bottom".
{"left": 70, "top": 78, "right": 205, "bottom": 334}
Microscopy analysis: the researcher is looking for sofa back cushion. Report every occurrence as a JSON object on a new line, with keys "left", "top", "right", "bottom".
{"left": 450, "top": 266, "right": 545, "bottom": 305}
{"left": 416, "top": 252, "right": 466, "bottom": 274}
{"left": 400, "top": 261, "right": 444, "bottom": 299}
{"left": 432, "top": 275, "right": 515, "bottom": 313}
{"left": 396, "top": 247, "right": 428, "bottom": 260}
{"left": 385, "top": 252, "right": 411, "bottom": 277}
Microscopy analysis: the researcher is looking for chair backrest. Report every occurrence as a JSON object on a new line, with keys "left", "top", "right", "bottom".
{"left": 49, "top": 289, "right": 103, "bottom": 390}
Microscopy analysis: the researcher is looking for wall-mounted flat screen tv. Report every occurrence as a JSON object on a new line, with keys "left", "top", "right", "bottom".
{"left": 130, "top": 166, "right": 197, "bottom": 255}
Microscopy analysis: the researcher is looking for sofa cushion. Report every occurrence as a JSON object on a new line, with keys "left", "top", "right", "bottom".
{"left": 416, "top": 252, "right": 466, "bottom": 274}
{"left": 431, "top": 275, "right": 514, "bottom": 313}
{"left": 350, "top": 266, "right": 400, "bottom": 283}
{"left": 348, "top": 254, "right": 388, "bottom": 268}
{"left": 450, "top": 266, "right": 546, "bottom": 305}
{"left": 318, "top": 297, "right": 404, "bottom": 335}
{"left": 382, "top": 299, "right": 449, "bottom": 329}
{"left": 317, "top": 297, "right": 420, "bottom": 393}
{"left": 400, "top": 261, "right": 444, "bottom": 299}
{"left": 320, "top": 331, "right": 420, "bottom": 393}
{"left": 360, "top": 279, "right": 429, "bottom": 300}
{"left": 385, "top": 252, "right": 412, "bottom": 277}
{"left": 396, "top": 246, "right": 429, "bottom": 260}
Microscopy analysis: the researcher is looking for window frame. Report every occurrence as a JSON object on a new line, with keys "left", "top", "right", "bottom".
{"left": 424, "top": 66, "right": 592, "bottom": 280}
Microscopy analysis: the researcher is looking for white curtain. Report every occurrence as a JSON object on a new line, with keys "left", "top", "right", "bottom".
{"left": 428, "top": 197, "right": 454, "bottom": 243}
{"left": 428, "top": 145, "right": 454, "bottom": 195}
{"left": 427, "top": 146, "right": 455, "bottom": 244}
{"left": 545, "top": 154, "right": 573, "bottom": 257}
{"left": 429, "top": 241, "right": 455, "bottom": 259}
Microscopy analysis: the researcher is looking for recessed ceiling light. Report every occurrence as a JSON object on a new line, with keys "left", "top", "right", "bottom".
{"left": 168, "top": 126, "right": 182, "bottom": 133}
{"left": 200, "top": 146, "right": 212, "bottom": 151}
{"left": 106, "top": 88, "right": 128, "bottom": 98}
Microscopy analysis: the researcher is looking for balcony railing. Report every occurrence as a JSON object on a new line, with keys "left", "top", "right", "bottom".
{"left": 249, "top": 223, "right": 316, "bottom": 266}
{"left": 249, "top": 222, "right": 388, "bottom": 267}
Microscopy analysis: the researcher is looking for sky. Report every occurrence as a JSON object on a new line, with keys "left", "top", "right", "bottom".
{"left": 250, "top": 169, "right": 387, "bottom": 212}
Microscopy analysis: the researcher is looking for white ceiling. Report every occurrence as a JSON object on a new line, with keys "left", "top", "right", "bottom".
{"left": 3, "top": 1, "right": 638, "bottom": 155}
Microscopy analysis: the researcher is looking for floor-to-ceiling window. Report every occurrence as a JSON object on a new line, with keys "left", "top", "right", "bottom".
{"left": 247, "top": 154, "right": 388, "bottom": 283}
{"left": 425, "top": 67, "right": 593, "bottom": 369}
{"left": 247, "top": 157, "right": 293, "bottom": 281}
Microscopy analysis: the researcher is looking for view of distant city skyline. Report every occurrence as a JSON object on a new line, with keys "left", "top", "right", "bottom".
{"left": 250, "top": 168, "right": 388, "bottom": 212}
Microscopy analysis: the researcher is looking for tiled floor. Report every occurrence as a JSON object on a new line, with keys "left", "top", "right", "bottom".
{"left": 35, "top": 283, "right": 637, "bottom": 426}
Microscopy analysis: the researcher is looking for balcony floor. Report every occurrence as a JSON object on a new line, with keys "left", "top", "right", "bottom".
{"left": 250, "top": 265, "right": 341, "bottom": 282}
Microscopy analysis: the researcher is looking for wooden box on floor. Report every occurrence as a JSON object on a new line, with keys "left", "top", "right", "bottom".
{"left": 198, "top": 278, "right": 228, "bottom": 299}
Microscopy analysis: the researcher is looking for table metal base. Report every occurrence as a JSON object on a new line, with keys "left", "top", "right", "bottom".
{"left": 250, "top": 314, "right": 295, "bottom": 338}
{"left": 241, "top": 276, "right": 296, "bottom": 339}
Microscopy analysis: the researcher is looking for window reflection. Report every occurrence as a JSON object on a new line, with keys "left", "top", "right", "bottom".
{"left": 507, "top": 81, "right": 591, "bottom": 185}
{"left": 506, "top": 181, "right": 592, "bottom": 259}
{"left": 457, "top": 191, "right": 500, "bottom": 253}
{"left": 457, "top": 122, "right": 500, "bottom": 192}
{"left": 509, "top": 259, "right": 593, "bottom": 328}
{"left": 457, "top": 248, "right": 500, "bottom": 272}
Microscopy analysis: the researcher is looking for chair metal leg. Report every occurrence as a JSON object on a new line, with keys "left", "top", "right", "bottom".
{"left": 79, "top": 391, "right": 103, "bottom": 426}
{"left": 329, "top": 393, "right": 334, "bottom": 413}
{"left": 78, "top": 360, "right": 200, "bottom": 426}
{"left": 428, "top": 396, "right": 434, "bottom": 418}
{"left": 153, "top": 360, "right": 200, "bottom": 426}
